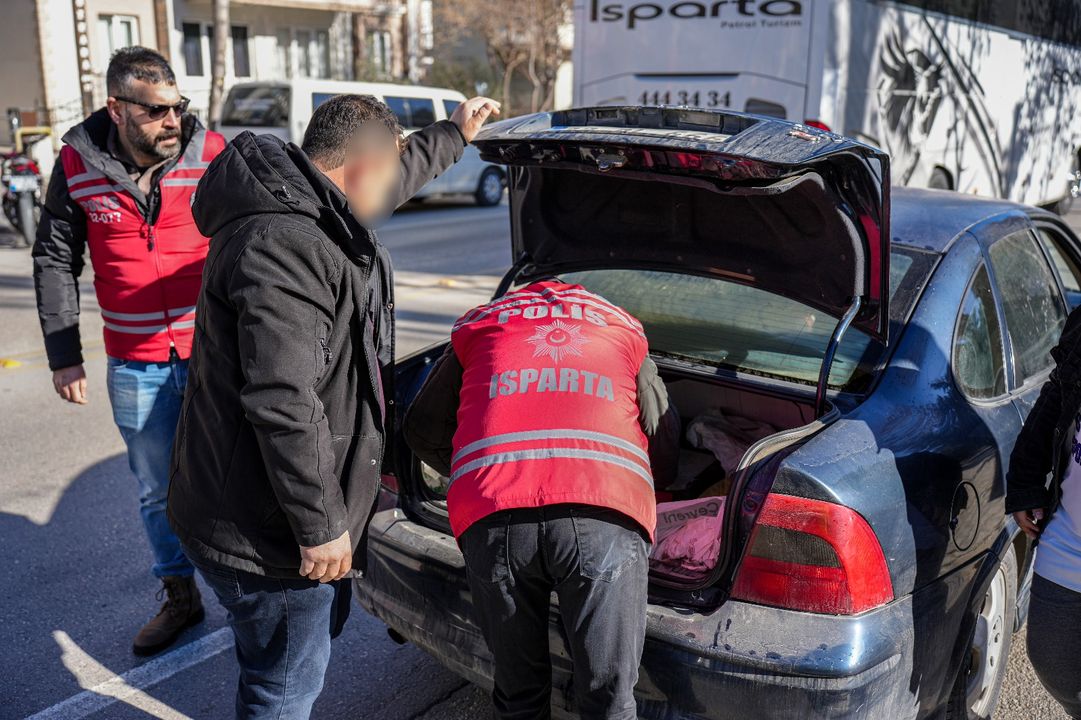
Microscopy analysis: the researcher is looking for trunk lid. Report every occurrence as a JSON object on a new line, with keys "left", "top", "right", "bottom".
{"left": 472, "top": 106, "right": 891, "bottom": 340}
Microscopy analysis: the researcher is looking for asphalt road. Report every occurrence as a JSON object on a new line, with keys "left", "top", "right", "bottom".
{"left": 0, "top": 196, "right": 1072, "bottom": 720}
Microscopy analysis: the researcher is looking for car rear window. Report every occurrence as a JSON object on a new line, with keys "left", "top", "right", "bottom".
{"left": 221, "top": 86, "right": 290, "bottom": 127}
{"left": 561, "top": 248, "right": 934, "bottom": 392}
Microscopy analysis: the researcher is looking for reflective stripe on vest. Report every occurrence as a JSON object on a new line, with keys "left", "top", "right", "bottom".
{"left": 449, "top": 428, "right": 653, "bottom": 488}
{"left": 447, "top": 280, "right": 656, "bottom": 539}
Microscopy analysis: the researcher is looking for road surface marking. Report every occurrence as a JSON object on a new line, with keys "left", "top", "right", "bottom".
{"left": 27, "top": 628, "right": 233, "bottom": 720}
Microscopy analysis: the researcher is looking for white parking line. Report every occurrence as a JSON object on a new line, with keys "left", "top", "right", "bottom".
{"left": 27, "top": 628, "right": 233, "bottom": 720}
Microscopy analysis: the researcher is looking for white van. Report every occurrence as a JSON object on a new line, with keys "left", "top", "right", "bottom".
{"left": 219, "top": 79, "right": 506, "bottom": 206}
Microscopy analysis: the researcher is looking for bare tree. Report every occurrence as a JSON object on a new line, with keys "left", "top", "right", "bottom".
{"left": 438, "top": 0, "right": 570, "bottom": 116}
{"left": 207, "top": 0, "right": 230, "bottom": 128}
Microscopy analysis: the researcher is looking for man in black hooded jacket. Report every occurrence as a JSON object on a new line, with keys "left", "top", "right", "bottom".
{"left": 168, "top": 93, "right": 499, "bottom": 718}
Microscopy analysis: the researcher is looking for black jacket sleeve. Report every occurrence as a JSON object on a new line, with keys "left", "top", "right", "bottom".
{"left": 1005, "top": 307, "right": 1081, "bottom": 513}
{"left": 229, "top": 225, "right": 348, "bottom": 548}
{"left": 403, "top": 345, "right": 463, "bottom": 478}
{"left": 32, "top": 159, "right": 88, "bottom": 371}
{"left": 393, "top": 120, "right": 466, "bottom": 209}
{"left": 402, "top": 348, "right": 681, "bottom": 486}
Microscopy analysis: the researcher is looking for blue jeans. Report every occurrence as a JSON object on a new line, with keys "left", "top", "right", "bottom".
{"left": 189, "top": 553, "right": 352, "bottom": 720}
{"left": 106, "top": 355, "right": 193, "bottom": 578}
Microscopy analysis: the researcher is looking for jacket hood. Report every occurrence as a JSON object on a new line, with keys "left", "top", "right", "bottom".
{"left": 192, "top": 131, "right": 356, "bottom": 242}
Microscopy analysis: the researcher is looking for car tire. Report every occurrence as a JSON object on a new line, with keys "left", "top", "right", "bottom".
{"left": 929, "top": 167, "right": 953, "bottom": 190}
{"left": 946, "top": 548, "right": 1017, "bottom": 720}
{"left": 474, "top": 167, "right": 505, "bottom": 207}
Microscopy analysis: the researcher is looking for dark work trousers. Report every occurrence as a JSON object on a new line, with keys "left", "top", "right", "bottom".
{"left": 1027, "top": 574, "right": 1081, "bottom": 719}
{"left": 458, "top": 504, "right": 650, "bottom": 720}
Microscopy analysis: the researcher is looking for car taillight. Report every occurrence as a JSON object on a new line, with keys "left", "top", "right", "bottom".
{"left": 803, "top": 119, "right": 832, "bottom": 132}
{"left": 731, "top": 494, "right": 893, "bottom": 615}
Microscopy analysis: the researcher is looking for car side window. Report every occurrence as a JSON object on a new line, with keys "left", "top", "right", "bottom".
{"left": 988, "top": 230, "right": 1067, "bottom": 384}
{"left": 311, "top": 92, "right": 335, "bottom": 112}
{"left": 383, "top": 96, "right": 411, "bottom": 128}
{"left": 382, "top": 96, "right": 435, "bottom": 129}
{"left": 443, "top": 99, "right": 461, "bottom": 118}
{"left": 954, "top": 265, "right": 1006, "bottom": 399}
{"left": 409, "top": 98, "right": 436, "bottom": 127}
{"left": 1037, "top": 227, "right": 1081, "bottom": 293}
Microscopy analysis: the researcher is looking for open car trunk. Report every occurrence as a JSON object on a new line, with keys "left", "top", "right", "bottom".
{"left": 399, "top": 351, "right": 838, "bottom": 599}
{"left": 397, "top": 106, "right": 890, "bottom": 606}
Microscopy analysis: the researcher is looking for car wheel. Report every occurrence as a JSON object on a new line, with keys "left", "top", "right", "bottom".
{"left": 474, "top": 167, "right": 505, "bottom": 207}
{"left": 946, "top": 548, "right": 1017, "bottom": 720}
{"left": 929, "top": 167, "right": 953, "bottom": 190}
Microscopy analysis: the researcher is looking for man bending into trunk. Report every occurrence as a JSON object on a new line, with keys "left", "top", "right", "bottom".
{"left": 405, "top": 281, "right": 679, "bottom": 720}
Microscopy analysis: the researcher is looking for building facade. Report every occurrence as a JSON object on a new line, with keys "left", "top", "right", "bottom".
{"left": 0, "top": 0, "right": 429, "bottom": 173}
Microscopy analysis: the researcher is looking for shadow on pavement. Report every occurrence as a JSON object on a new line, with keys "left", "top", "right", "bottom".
{"left": 0, "top": 449, "right": 481, "bottom": 720}
{"left": 0, "top": 453, "right": 220, "bottom": 718}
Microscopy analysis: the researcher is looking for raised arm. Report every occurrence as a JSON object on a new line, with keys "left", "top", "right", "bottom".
{"left": 393, "top": 97, "right": 500, "bottom": 208}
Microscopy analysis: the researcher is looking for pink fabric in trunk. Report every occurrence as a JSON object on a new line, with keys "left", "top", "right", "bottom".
{"left": 650, "top": 497, "right": 726, "bottom": 580}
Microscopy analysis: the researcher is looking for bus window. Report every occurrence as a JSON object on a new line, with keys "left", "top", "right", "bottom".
{"left": 221, "top": 86, "right": 290, "bottom": 127}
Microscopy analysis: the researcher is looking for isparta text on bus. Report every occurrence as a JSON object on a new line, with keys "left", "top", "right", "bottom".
{"left": 589, "top": 0, "right": 803, "bottom": 29}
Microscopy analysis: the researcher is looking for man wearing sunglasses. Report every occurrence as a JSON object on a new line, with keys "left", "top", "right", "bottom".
{"left": 32, "top": 47, "right": 225, "bottom": 656}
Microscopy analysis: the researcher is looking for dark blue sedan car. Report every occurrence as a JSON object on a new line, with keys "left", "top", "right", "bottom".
{"left": 355, "top": 107, "right": 1079, "bottom": 719}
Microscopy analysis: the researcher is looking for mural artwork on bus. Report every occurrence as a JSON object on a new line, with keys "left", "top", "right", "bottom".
{"left": 874, "top": 20, "right": 1003, "bottom": 196}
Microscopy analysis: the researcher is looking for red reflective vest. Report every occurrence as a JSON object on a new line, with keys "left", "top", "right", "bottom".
{"left": 60, "top": 129, "right": 225, "bottom": 362}
{"left": 447, "top": 281, "right": 657, "bottom": 539}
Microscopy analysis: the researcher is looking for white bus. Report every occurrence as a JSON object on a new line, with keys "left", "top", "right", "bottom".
{"left": 219, "top": 79, "right": 506, "bottom": 206}
{"left": 573, "top": 0, "right": 1081, "bottom": 211}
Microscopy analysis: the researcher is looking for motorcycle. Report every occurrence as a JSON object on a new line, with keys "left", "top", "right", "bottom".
{"left": 1, "top": 139, "right": 44, "bottom": 248}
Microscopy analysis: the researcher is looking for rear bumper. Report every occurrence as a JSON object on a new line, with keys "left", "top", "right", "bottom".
{"left": 355, "top": 509, "right": 923, "bottom": 720}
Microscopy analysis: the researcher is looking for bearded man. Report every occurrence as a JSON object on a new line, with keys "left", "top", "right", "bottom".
{"left": 32, "top": 46, "right": 225, "bottom": 655}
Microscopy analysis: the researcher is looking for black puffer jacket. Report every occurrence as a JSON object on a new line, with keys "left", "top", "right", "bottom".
{"left": 1007, "top": 306, "right": 1081, "bottom": 519}
{"left": 168, "top": 122, "right": 465, "bottom": 577}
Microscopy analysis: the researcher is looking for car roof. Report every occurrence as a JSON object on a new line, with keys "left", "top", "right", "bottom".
{"left": 890, "top": 186, "right": 1049, "bottom": 253}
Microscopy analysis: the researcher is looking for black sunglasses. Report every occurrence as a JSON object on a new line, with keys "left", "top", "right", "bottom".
{"left": 114, "top": 95, "right": 191, "bottom": 120}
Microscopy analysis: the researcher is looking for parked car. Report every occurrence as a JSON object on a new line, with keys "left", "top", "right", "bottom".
{"left": 355, "top": 106, "right": 1078, "bottom": 719}
{"left": 218, "top": 79, "right": 506, "bottom": 206}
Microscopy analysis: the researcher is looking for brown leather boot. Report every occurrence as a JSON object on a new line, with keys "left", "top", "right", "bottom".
{"left": 132, "top": 575, "right": 205, "bottom": 656}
